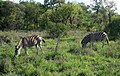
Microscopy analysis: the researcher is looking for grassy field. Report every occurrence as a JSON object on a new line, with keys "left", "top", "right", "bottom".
{"left": 0, "top": 30, "right": 120, "bottom": 76}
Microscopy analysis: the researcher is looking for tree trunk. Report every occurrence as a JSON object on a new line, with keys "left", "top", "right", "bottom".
{"left": 55, "top": 36, "right": 60, "bottom": 51}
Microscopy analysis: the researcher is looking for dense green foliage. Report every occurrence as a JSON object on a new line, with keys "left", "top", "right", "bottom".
{"left": 0, "top": 0, "right": 120, "bottom": 39}
{"left": 0, "top": 31, "right": 120, "bottom": 76}
{"left": 104, "top": 17, "right": 120, "bottom": 40}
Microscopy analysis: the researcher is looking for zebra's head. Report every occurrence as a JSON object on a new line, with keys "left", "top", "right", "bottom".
{"left": 81, "top": 41, "right": 87, "bottom": 48}
{"left": 14, "top": 45, "right": 20, "bottom": 56}
{"left": 14, "top": 39, "right": 23, "bottom": 57}
{"left": 81, "top": 34, "right": 90, "bottom": 48}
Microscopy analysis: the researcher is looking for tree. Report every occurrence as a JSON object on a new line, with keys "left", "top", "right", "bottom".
{"left": 104, "top": 16, "right": 120, "bottom": 40}
{"left": 44, "top": 0, "right": 65, "bottom": 9}
{"left": 77, "top": 3, "right": 93, "bottom": 30}
{"left": 50, "top": 3, "right": 83, "bottom": 29}
{"left": 20, "top": 1, "right": 46, "bottom": 30}
{"left": 0, "top": 1, "right": 25, "bottom": 30}
{"left": 44, "top": 2, "right": 83, "bottom": 51}
{"left": 47, "top": 21, "right": 68, "bottom": 51}
{"left": 105, "top": 1, "right": 117, "bottom": 23}
{"left": 89, "top": 0, "right": 117, "bottom": 31}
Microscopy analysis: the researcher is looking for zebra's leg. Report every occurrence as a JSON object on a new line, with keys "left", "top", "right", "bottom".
{"left": 90, "top": 41, "right": 93, "bottom": 47}
{"left": 35, "top": 45, "right": 39, "bottom": 55}
{"left": 102, "top": 40, "right": 104, "bottom": 48}
{"left": 24, "top": 47, "right": 29, "bottom": 56}
{"left": 15, "top": 47, "right": 22, "bottom": 56}
{"left": 39, "top": 44, "right": 44, "bottom": 54}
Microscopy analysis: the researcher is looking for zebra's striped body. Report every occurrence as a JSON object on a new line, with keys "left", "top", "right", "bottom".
{"left": 14, "top": 35, "right": 45, "bottom": 57}
{"left": 81, "top": 32, "right": 109, "bottom": 48}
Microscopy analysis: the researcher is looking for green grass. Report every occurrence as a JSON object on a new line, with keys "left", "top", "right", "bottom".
{"left": 0, "top": 30, "right": 120, "bottom": 76}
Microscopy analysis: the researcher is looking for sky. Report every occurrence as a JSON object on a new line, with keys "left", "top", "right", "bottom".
{"left": 6, "top": 0, "right": 120, "bottom": 14}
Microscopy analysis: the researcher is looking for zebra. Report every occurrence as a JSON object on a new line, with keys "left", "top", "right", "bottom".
{"left": 14, "top": 35, "right": 45, "bottom": 57}
{"left": 81, "top": 32, "right": 109, "bottom": 48}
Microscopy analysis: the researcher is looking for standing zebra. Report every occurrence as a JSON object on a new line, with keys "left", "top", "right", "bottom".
{"left": 81, "top": 32, "right": 109, "bottom": 48}
{"left": 14, "top": 35, "right": 45, "bottom": 57}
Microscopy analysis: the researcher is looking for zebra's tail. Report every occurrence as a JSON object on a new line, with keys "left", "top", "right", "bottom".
{"left": 103, "top": 32, "right": 109, "bottom": 45}
{"left": 42, "top": 39, "right": 45, "bottom": 43}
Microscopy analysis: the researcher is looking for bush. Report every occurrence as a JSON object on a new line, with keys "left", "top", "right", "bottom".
{"left": 69, "top": 44, "right": 81, "bottom": 53}
{"left": 0, "top": 57, "right": 14, "bottom": 73}
{"left": 47, "top": 21, "right": 69, "bottom": 38}
{"left": 104, "top": 18, "right": 120, "bottom": 40}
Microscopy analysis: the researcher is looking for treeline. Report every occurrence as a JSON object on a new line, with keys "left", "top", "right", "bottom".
{"left": 0, "top": 0, "right": 120, "bottom": 39}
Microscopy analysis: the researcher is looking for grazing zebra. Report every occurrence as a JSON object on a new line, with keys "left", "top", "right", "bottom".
{"left": 81, "top": 32, "right": 109, "bottom": 48}
{"left": 14, "top": 35, "right": 45, "bottom": 57}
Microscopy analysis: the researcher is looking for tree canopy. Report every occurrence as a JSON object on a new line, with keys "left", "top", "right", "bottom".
{"left": 0, "top": 0, "right": 119, "bottom": 39}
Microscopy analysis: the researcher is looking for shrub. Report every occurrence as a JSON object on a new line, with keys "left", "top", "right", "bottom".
{"left": 69, "top": 44, "right": 81, "bottom": 53}
{"left": 104, "top": 18, "right": 120, "bottom": 40}
{"left": 47, "top": 21, "right": 69, "bottom": 38}
{"left": 0, "top": 57, "right": 14, "bottom": 73}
